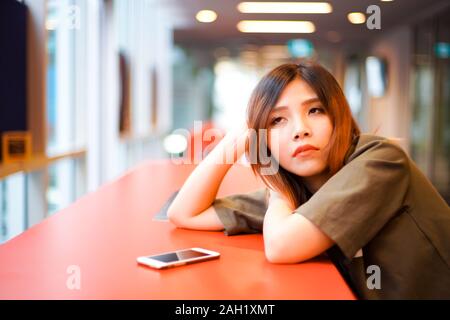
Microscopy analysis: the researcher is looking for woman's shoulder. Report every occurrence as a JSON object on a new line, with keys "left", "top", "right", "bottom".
{"left": 346, "top": 133, "right": 409, "bottom": 164}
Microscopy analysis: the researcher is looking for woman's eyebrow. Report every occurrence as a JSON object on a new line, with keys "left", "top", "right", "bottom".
{"left": 272, "top": 97, "right": 320, "bottom": 111}
{"left": 302, "top": 97, "right": 320, "bottom": 105}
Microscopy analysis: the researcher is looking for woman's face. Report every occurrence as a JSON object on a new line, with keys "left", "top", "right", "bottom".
{"left": 267, "top": 78, "right": 333, "bottom": 188}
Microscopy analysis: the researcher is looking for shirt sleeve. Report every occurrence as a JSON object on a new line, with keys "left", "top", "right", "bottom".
{"left": 212, "top": 188, "right": 269, "bottom": 236}
{"left": 294, "top": 138, "right": 411, "bottom": 260}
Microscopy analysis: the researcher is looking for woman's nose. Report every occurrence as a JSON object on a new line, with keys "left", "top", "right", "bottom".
{"left": 292, "top": 119, "right": 311, "bottom": 141}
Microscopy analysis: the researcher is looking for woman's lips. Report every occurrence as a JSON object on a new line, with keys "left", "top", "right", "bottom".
{"left": 292, "top": 144, "right": 320, "bottom": 157}
{"left": 294, "top": 149, "right": 318, "bottom": 158}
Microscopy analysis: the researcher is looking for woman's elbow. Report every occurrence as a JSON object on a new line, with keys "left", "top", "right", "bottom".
{"left": 265, "top": 249, "right": 284, "bottom": 264}
{"left": 265, "top": 247, "right": 298, "bottom": 264}
{"left": 167, "top": 206, "right": 183, "bottom": 228}
{"left": 264, "top": 235, "right": 291, "bottom": 264}
{"left": 265, "top": 247, "right": 308, "bottom": 264}
{"left": 263, "top": 234, "right": 309, "bottom": 264}
{"left": 166, "top": 205, "right": 174, "bottom": 220}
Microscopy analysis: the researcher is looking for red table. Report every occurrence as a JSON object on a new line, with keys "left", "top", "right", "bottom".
{"left": 0, "top": 160, "right": 356, "bottom": 299}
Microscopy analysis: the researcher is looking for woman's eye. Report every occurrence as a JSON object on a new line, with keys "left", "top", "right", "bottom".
{"left": 270, "top": 117, "right": 283, "bottom": 125}
{"left": 309, "top": 107, "right": 324, "bottom": 114}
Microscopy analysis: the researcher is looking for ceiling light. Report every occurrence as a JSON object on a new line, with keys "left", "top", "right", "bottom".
{"left": 237, "top": 2, "right": 332, "bottom": 14}
{"left": 196, "top": 10, "right": 217, "bottom": 23}
{"left": 237, "top": 20, "right": 315, "bottom": 33}
{"left": 45, "top": 18, "right": 58, "bottom": 30}
{"left": 347, "top": 12, "right": 366, "bottom": 24}
{"left": 163, "top": 134, "right": 188, "bottom": 154}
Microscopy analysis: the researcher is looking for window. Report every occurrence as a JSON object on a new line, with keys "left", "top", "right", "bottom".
{"left": 212, "top": 58, "right": 260, "bottom": 131}
{"left": 344, "top": 57, "right": 368, "bottom": 131}
{"left": 0, "top": 0, "right": 172, "bottom": 244}
{"left": 46, "top": 0, "right": 86, "bottom": 155}
{"left": 47, "top": 157, "right": 85, "bottom": 216}
{"left": 411, "top": 11, "right": 450, "bottom": 204}
{"left": 0, "top": 173, "right": 26, "bottom": 243}
{"left": 45, "top": 0, "right": 88, "bottom": 214}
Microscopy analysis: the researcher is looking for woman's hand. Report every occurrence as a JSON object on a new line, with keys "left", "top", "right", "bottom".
{"left": 216, "top": 121, "right": 249, "bottom": 164}
{"left": 168, "top": 120, "right": 248, "bottom": 228}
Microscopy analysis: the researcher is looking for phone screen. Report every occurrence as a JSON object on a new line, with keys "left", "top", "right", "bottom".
{"left": 148, "top": 249, "right": 209, "bottom": 263}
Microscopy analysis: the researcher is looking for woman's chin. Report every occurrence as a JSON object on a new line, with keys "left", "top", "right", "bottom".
{"left": 284, "top": 161, "right": 327, "bottom": 178}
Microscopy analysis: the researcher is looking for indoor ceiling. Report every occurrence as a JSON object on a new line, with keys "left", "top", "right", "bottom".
{"left": 162, "top": 0, "right": 449, "bottom": 47}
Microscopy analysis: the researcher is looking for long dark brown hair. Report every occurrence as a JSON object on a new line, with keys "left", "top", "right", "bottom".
{"left": 246, "top": 61, "right": 360, "bottom": 209}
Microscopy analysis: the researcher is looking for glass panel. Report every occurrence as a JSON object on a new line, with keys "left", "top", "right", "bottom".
{"left": 0, "top": 180, "right": 3, "bottom": 242}
{"left": 212, "top": 58, "right": 260, "bottom": 132}
{"left": 433, "top": 11, "right": 450, "bottom": 202}
{"left": 411, "top": 61, "right": 434, "bottom": 175}
{"left": 411, "top": 21, "right": 435, "bottom": 176}
{"left": 0, "top": 173, "right": 26, "bottom": 244}
{"left": 47, "top": 157, "right": 86, "bottom": 216}
{"left": 344, "top": 57, "right": 366, "bottom": 130}
{"left": 46, "top": 0, "right": 86, "bottom": 155}
{"left": 411, "top": 11, "right": 450, "bottom": 204}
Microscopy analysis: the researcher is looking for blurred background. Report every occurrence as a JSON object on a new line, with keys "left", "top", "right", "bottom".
{"left": 0, "top": 0, "right": 449, "bottom": 243}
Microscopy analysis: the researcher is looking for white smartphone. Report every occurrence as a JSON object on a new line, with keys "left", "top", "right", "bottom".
{"left": 137, "top": 247, "right": 220, "bottom": 269}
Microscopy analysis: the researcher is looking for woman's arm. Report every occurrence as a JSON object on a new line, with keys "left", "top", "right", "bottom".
{"left": 167, "top": 124, "right": 249, "bottom": 230}
{"left": 263, "top": 190, "right": 334, "bottom": 263}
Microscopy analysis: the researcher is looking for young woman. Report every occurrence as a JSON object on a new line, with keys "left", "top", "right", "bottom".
{"left": 167, "top": 61, "right": 450, "bottom": 299}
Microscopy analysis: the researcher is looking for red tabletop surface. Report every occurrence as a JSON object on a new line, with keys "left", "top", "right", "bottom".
{"left": 0, "top": 160, "right": 356, "bottom": 299}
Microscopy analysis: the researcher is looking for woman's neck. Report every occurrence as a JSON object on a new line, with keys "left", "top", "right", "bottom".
{"left": 302, "top": 170, "right": 333, "bottom": 194}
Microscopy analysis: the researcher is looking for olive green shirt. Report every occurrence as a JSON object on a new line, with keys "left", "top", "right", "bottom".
{"left": 212, "top": 134, "right": 450, "bottom": 299}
